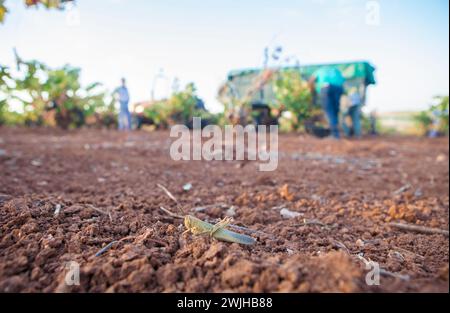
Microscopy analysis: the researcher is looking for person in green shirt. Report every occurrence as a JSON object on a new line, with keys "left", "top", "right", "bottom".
{"left": 309, "top": 67, "right": 345, "bottom": 139}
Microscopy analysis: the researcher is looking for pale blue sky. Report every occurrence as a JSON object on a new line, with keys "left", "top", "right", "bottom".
{"left": 0, "top": 0, "right": 448, "bottom": 113}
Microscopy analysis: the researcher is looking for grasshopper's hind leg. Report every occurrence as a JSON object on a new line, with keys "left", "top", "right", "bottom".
{"left": 210, "top": 217, "right": 232, "bottom": 237}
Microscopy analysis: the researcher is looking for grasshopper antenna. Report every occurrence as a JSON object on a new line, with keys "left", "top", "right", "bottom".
{"left": 157, "top": 183, "right": 186, "bottom": 216}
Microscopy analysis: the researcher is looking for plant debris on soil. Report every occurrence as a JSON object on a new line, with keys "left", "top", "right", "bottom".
{"left": 0, "top": 128, "right": 448, "bottom": 292}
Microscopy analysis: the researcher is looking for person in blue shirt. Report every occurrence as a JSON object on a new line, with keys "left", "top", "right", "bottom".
{"left": 309, "top": 67, "right": 345, "bottom": 139}
{"left": 114, "top": 78, "right": 131, "bottom": 131}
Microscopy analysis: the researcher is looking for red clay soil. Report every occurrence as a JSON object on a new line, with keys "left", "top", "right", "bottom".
{"left": 0, "top": 127, "right": 448, "bottom": 292}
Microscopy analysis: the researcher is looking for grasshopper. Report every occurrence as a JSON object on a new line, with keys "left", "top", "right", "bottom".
{"left": 157, "top": 184, "right": 257, "bottom": 245}
{"left": 183, "top": 215, "right": 256, "bottom": 245}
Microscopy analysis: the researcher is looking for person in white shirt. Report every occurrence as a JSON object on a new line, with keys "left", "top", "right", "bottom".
{"left": 342, "top": 87, "right": 362, "bottom": 138}
{"left": 114, "top": 78, "right": 131, "bottom": 130}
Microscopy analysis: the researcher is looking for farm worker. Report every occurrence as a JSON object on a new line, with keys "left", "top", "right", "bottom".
{"left": 429, "top": 108, "right": 442, "bottom": 138}
{"left": 342, "top": 87, "right": 362, "bottom": 138}
{"left": 369, "top": 110, "right": 378, "bottom": 136}
{"left": 114, "top": 78, "right": 131, "bottom": 130}
{"left": 309, "top": 67, "right": 345, "bottom": 139}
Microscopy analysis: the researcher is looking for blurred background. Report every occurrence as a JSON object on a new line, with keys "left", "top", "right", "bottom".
{"left": 0, "top": 0, "right": 449, "bottom": 135}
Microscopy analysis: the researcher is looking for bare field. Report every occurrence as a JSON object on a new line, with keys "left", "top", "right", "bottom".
{"left": 0, "top": 128, "right": 448, "bottom": 292}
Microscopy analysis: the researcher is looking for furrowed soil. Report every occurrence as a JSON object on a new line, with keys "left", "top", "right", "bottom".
{"left": 0, "top": 128, "right": 448, "bottom": 292}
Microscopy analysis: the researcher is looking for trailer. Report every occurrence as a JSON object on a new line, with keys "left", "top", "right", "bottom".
{"left": 219, "top": 61, "right": 376, "bottom": 135}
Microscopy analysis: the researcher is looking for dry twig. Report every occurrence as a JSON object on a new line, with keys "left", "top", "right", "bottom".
{"left": 393, "top": 184, "right": 412, "bottom": 195}
{"left": 94, "top": 240, "right": 118, "bottom": 257}
{"left": 332, "top": 239, "right": 350, "bottom": 254}
{"left": 389, "top": 222, "right": 449, "bottom": 237}
{"left": 86, "top": 204, "right": 113, "bottom": 222}
{"left": 157, "top": 183, "right": 179, "bottom": 204}
{"left": 157, "top": 183, "right": 185, "bottom": 214}
{"left": 391, "top": 246, "right": 425, "bottom": 260}
{"left": 160, "top": 206, "right": 184, "bottom": 219}
{"left": 192, "top": 203, "right": 228, "bottom": 212}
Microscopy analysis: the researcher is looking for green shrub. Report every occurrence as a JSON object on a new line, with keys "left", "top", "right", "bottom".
{"left": 271, "top": 69, "right": 315, "bottom": 131}
{"left": 0, "top": 51, "right": 113, "bottom": 129}
{"left": 414, "top": 95, "right": 449, "bottom": 136}
{"left": 143, "top": 83, "right": 208, "bottom": 128}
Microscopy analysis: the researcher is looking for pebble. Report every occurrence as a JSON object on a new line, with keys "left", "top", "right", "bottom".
{"left": 280, "top": 208, "right": 303, "bottom": 219}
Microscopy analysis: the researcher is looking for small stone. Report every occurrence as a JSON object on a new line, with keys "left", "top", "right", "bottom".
{"left": 31, "top": 160, "right": 42, "bottom": 167}
{"left": 436, "top": 154, "right": 446, "bottom": 163}
{"left": 183, "top": 183, "right": 192, "bottom": 191}
{"left": 280, "top": 208, "right": 303, "bottom": 219}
